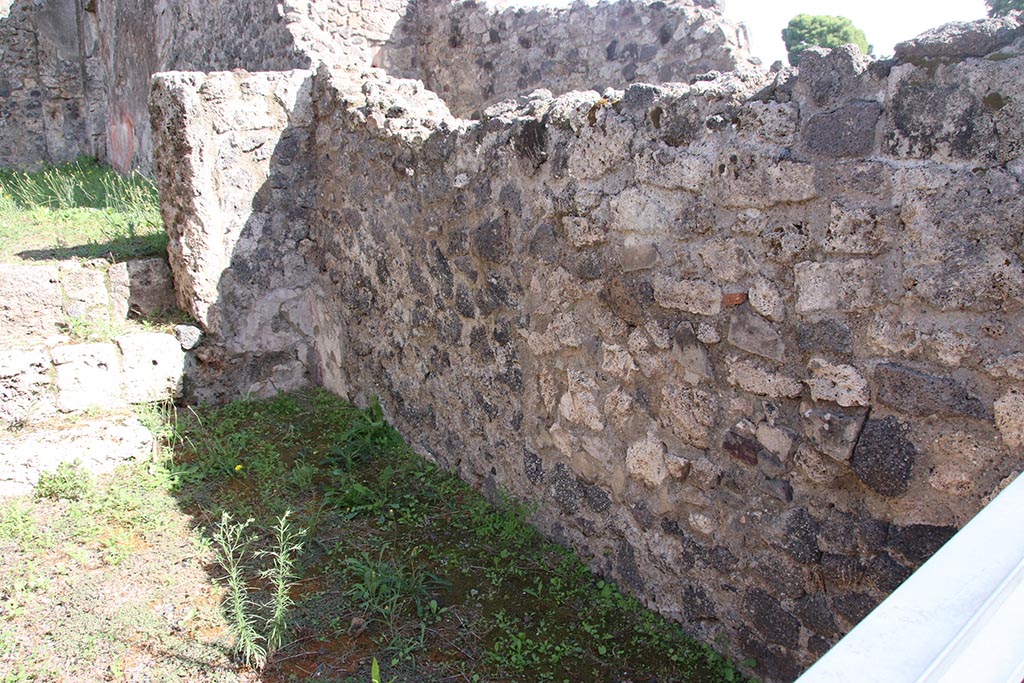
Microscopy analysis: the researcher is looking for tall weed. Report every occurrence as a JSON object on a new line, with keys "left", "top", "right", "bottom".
{"left": 261, "top": 510, "right": 306, "bottom": 656}
{"left": 209, "top": 510, "right": 306, "bottom": 670}
{"left": 211, "top": 512, "right": 266, "bottom": 669}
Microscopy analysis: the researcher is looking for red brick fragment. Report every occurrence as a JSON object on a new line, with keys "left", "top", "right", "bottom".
{"left": 722, "top": 291, "right": 747, "bottom": 306}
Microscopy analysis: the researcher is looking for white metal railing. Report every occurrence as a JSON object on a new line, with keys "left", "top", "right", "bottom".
{"left": 794, "top": 472, "right": 1024, "bottom": 683}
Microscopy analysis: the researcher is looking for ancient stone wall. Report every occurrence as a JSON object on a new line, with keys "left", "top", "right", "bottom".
{"left": 150, "top": 69, "right": 319, "bottom": 403}
{"left": 1, "top": 0, "right": 750, "bottom": 170}
{"left": 0, "top": 0, "right": 93, "bottom": 169}
{"left": 382, "top": 0, "right": 757, "bottom": 118}
{"left": 151, "top": 15, "right": 1024, "bottom": 681}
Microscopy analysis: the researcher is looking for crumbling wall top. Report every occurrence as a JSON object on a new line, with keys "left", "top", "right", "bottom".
{"left": 893, "top": 11, "right": 1023, "bottom": 62}
{"left": 381, "top": 0, "right": 759, "bottom": 118}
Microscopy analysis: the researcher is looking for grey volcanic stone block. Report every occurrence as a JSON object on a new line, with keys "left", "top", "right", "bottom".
{"left": 894, "top": 14, "right": 1024, "bottom": 61}
{"left": 736, "top": 626, "right": 805, "bottom": 683}
{"left": 831, "top": 591, "right": 877, "bottom": 627}
{"left": 796, "top": 593, "right": 838, "bottom": 638}
{"left": 887, "top": 523, "right": 957, "bottom": 565}
{"left": 797, "top": 318, "right": 853, "bottom": 354}
{"left": 173, "top": 324, "right": 203, "bottom": 350}
{"left": 820, "top": 553, "right": 863, "bottom": 587}
{"left": 849, "top": 416, "right": 916, "bottom": 497}
{"left": 681, "top": 585, "right": 717, "bottom": 622}
{"left": 873, "top": 362, "right": 992, "bottom": 420}
{"left": 742, "top": 588, "right": 800, "bottom": 649}
{"left": 782, "top": 507, "right": 821, "bottom": 564}
{"left": 804, "top": 101, "right": 882, "bottom": 157}
{"left": 126, "top": 259, "right": 177, "bottom": 315}
{"left": 864, "top": 552, "right": 913, "bottom": 593}
{"left": 795, "top": 44, "right": 872, "bottom": 109}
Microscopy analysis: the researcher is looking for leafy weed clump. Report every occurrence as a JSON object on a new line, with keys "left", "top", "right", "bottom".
{"left": 35, "top": 460, "right": 93, "bottom": 502}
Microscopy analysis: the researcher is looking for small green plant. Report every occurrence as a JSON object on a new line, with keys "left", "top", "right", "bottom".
{"left": 260, "top": 510, "right": 306, "bottom": 656}
{"left": 466, "top": 491, "right": 537, "bottom": 547}
{"left": 209, "top": 509, "right": 307, "bottom": 670}
{"left": 210, "top": 512, "right": 266, "bottom": 669}
{"left": 35, "top": 460, "right": 93, "bottom": 501}
{"left": 343, "top": 548, "right": 447, "bottom": 630}
{"left": 0, "top": 500, "right": 39, "bottom": 547}
{"left": 40, "top": 167, "right": 79, "bottom": 209}
{"left": 327, "top": 464, "right": 419, "bottom": 522}
{"left": 287, "top": 461, "right": 317, "bottom": 489}
{"left": 134, "top": 397, "right": 182, "bottom": 451}
{"left": 3, "top": 170, "right": 49, "bottom": 207}
{"left": 60, "top": 313, "right": 128, "bottom": 343}
{"left": 327, "top": 397, "right": 404, "bottom": 467}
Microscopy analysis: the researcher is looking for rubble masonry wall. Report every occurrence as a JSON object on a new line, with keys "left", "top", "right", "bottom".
{"left": 0, "top": 0, "right": 752, "bottom": 170}
{"left": 150, "top": 15, "right": 1024, "bottom": 681}
{"left": 381, "top": 0, "right": 756, "bottom": 118}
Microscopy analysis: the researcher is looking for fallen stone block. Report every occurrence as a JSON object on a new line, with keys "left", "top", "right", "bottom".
{"left": 51, "top": 343, "right": 123, "bottom": 412}
{"left": 0, "top": 347, "right": 56, "bottom": 426}
{"left": 60, "top": 261, "right": 110, "bottom": 323}
{"left": 116, "top": 332, "right": 185, "bottom": 402}
{"left": 0, "top": 263, "right": 63, "bottom": 343}
{"left": 126, "top": 258, "right": 178, "bottom": 315}
{"left": 0, "top": 416, "right": 154, "bottom": 498}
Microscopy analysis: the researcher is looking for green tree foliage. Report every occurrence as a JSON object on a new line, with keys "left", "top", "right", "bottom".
{"left": 986, "top": 0, "right": 1024, "bottom": 16}
{"left": 781, "top": 14, "right": 871, "bottom": 66}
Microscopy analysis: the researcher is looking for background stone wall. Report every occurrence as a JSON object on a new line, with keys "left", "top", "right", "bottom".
{"left": 152, "top": 16, "right": 1024, "bottom": 681}
{"left": 280, "top": 0, "right": 410, "bottom": 71}
{"left": 382, "top": 0, "right": 757, "bottom": 118}
{"left": 0, "top": 0, "right": 93, "bottom": 169}
{"left": 1, "top": 0, "right": 751, "bottom": 170}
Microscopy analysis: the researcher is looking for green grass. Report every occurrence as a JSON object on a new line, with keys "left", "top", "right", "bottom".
{"left": 1, "top": 391, "right": 758, "bottom": 683}
{"left": 0, "top": 156, "right": 166, "bottom": 263}
{"left": 165, "top": 390, "right": 757, "bottom": 682}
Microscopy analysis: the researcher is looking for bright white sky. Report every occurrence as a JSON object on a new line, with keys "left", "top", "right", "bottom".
{"left": 721, "top": 0, "right": 989, "bottom": 66}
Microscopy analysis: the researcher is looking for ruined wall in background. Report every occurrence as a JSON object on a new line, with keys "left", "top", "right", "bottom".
{"left": 1, "top": 0, "right": 751, "bottom": 170}
{"left": 279, "top": 0, "right": 410, "bottom": 70}
{"left": 0, "top": 0, "right": 92, "bottom": 169}
{"left": 0, "top": 0, "right": 409, "bottom": 170}
{"left": 0, "top": 0, "right": 305, "bottom": 170}
{"left": 98, "top": 0, "right": 324, "bottom": 172}
{"left": 383, "top": 0, "right": 757, "bottom": 118}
